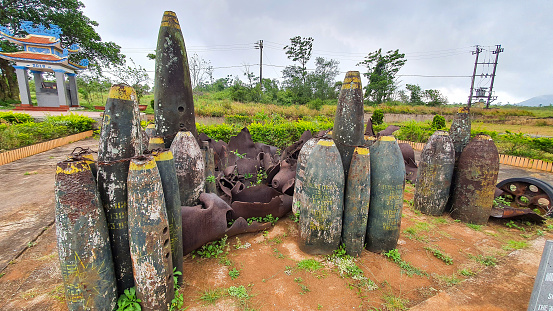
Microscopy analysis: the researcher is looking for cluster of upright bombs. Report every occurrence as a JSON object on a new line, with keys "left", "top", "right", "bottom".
{"left": 297, "top": 72, "right": 499, "bottom": 259}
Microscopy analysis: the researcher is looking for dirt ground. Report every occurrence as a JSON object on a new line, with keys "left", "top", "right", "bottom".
{"left": 1, "top": 137, "right": 552, "bottom": 310}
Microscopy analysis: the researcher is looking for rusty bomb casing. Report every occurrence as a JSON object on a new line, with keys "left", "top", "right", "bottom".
{"left": 148, "top": 136, "right": 165, "bottom": 150}
{"left": 127, "top": 156, "right": 174, "bottom": 310}
{"left": 97, "top": 84, "right": 142, "bottom": 294}
{"left": 366, "top": 136, "right": 405, "bottom": 253}
{"left": 154, "top": 11, "right": 197, "bottom": 147}
{"left": 152, "top": 149, "right": 184, "bottom": 286}
{"left": 170, "top": 131, "right": 205, "bottom": 206}
{"left": 333, "top": 71, "right": 365, "bottom": 178}
{"left": 292, "top": 137, "right": 319, "bottom": 214}
{"left": 300, "top": 139, "right": 345, "bottom": 255}
{"left": 342, "top": 147, "right": 371, "bottom": 257}
{"left": 413, "top": 131, "right": 455, "bottom": 216}
{"left": 450, "top": 134, "right": 499, "bottom": 225}
{"left": 55, "top": 160, "right": 117, "bottom": 310}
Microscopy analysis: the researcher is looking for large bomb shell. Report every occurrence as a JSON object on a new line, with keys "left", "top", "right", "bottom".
{"left": 97, "top": 84, "right": 142, "bottom": 293}
{"left": 342, "top": 147, "right": 371, "bottom": 257}
{"left": 149, "top": 136, "right": 165, "bottom": 150}
{"left": 292, "top": 137, "right": 319, "bottom": 214}
{"left": 154, "top": 11, "right": 197, "bottom": 147}
{"left": 449, "top": 107, "right": 471, "bottom": 161}
{"left": 153, "top": 150, "right": 184, "bottom": 286}
{"left": 300, "top": 139, "right": 344, "bottom": 255}
{"left": 127, "top": 156, "right": 174, "bottom": 310}
{"left": 450, "top": 134, "right": 499, "bottom": 224}
{"left": 145, "top": 123, "right": 156, "bottom": 138}
{"left": 413, "top": 131, "right": 455, "bottom": 215}
{"left": 366, "top": 136, "right": 405, "bottom": 253}
{"left": 170, "top": 131, "right": 205, "bottom": 206}
{"left": 333, "top": 71, "right": 365, "bottom": 177}
{"left": 55, "top": 160, "right": 117, "bottom": 310}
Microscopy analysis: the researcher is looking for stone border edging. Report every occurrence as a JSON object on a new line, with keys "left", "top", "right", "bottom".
{"left": 0, "top": 130, "right": 94, "bottom": 166}
{"left": 397, "top": 140, "right": 553, "bottom": 173}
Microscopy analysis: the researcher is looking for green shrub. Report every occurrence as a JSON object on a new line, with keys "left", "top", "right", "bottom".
{"left": 0, "top": 112, "right": 33, "bottom": 124}
{"left": 307, "top": 98, "right": 323, "bottom": 111}
{"left": 431, "top": 115, "right": 446, "bottom": 129}
{"left": 371, "top": 109, "right": 384, "bottom": 125}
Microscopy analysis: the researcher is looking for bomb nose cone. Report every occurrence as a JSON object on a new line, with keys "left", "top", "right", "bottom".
{"left": 161, "top": 11, "right": 180, "bottom": 29}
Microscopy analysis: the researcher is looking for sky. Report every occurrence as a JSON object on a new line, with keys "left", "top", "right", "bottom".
{"left": 80, "top": 0, "right": 553, "bottom": 105}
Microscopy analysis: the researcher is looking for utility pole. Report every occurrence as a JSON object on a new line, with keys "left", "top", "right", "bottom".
{"left": 254, "top": 40, "right": 263, "bottom": 88}
{"left": 467, "top": 45, "right": 482, "bottom": 108}
{"left": 485, "top": 44, "right": 503, "bottom": 108}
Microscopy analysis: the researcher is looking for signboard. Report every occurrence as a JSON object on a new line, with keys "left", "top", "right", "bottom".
{"left": 529, "top": 240, "right": 553, "bottom": 311}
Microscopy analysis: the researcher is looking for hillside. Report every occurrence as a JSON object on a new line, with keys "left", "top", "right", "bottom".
{"left": 516, "top": 94, "right": 553, "bottom": 107}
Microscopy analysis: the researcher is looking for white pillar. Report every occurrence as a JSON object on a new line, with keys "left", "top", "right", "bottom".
{"left": 53, "top": 69, "right": 68, "bottom": 107}
{"left": 66, "top": 73, "right": 79, "bottom": 107}
{"left": 31, "top": 70, "right": 43, "bottom": 94}
{"left": 14, "top": 66, "right": 31, "bottom": 106}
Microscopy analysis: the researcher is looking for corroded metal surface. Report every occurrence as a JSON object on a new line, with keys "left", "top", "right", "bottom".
{"left": 449, "top": 107, "right": 471, "bottom": 161}
{"left": 342, "top": 147, "right": 371, "bottom": 257}
{"left": 272, "top": 159, "right": 295, "bottom": 193}
{"left": 181, "top": 193, "right": 271, "bottom": 255}
{"left": 333, "top": 71, "right": 364, "bottom": 177}
{"left": 450, "top": 134, "right": 499, "bottom": 224}
{"left": 366, "top": 136, "right": 405, "bottom": 253}
{"left": 148, "top": 136, "right": 165, "bottom": 150}
{"left": 55, "top": 160, "right": 117, "bottom": 310}
{"left": 300, "top": 139, "right": 344, "bottom": 255}
{"left": 495, "top": 177, "right": 553, "bottom": 218}
{"left": 127, "top": 156, "right": 174, "bottom": 310}
{"left": 292, "top": 137, "right": 319, "bottom": 214}
{"left": 230, "top": 184, "right": 292, "bottom": 219}
{"left": 153, "top": 150, "right": 184, "bottom": 286}
{"left": 145, "top": 123, "right": 156, "bottom": 138}
{"left": 154, "top": 11, "right": 197, "bottom": 147}
{"left": 97, "top": 84, "right": 142, "bottom": 293}
{"left": 398, "top": 143, "right": 418, "bottom": 182}
{"left": 413, "top": 131, "right": 455, "bottom": 215}
{"left": 170, "top": 131, "right": 205, "bottom": 206}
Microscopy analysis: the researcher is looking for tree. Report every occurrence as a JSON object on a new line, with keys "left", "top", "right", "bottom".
{"left": 0, "top": 0, "right": 124, "bottom": 102}
{"left": 405, "top": 84, "right": 424, "bottom": 105}
{"left": 283, "top": 36, "right": 314, "bottom": 84}
{"left": 424, "top": 89, "right": 448, "bottom": 106}
{"left": 357, "top": 49, "right": 406, "bottom": 105}
{"left": 189, "top": 53, "right": 213, "bottom": 89}
{"left": 309, "top": 57, "right": 340, "bottom": 100}
{"left": 111, "top": 58, "right": 150, "bottom": 103}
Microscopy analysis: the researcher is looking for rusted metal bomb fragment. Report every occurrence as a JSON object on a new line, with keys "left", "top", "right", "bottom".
{"left": 272, "top": 159, "right": 295, "bottom": 193}
{"left": 55, "top": 160, "right": 117, "bottom": 310}
{"left": 366, "top": 136, "right": 405, "bottom": 253}
{"left": 68, "top": 147, "right": 97, "bottom": 179}
{"left": 127, "top": 156, "right": 174, "bottom": 310}
{"left": 152, "top": 149, "right": 184, "bottom": 286}
{"left": 413, "top": 131, "right": 455, "bottom": 215}
{"left": 342, "top": 147, "right": 371, "bottom": 257}
{"left": 449, "top": 107, "right": 471, "bottom": 161}
{"left": 450, "top": 134, "right": 499, "bottom": 225}
{"left": 145, "top": 123, "right": 156, "bottom": 138}
{"left": 181, "top": 193, "right": 271, "bottom": 255}
{"left": 398, "top": 143, "right": 418, "bottom": 182}
{"left": 154, "top": 11, "right": 197, "bottom": 147}
{"left": 97, "top": 84, "right": 142, "bottom": 293}
{"left": 230, "top": 185, "right": 293, "bottom": 219}
{"left": 333, "top": 71, "right": 365, "bottom": 177}
{"left": 148, "top": 136, "right": 165, "bottom": 150}
{"left": 292, "top": 137, "right": 319, "bottom": 214}
{"left": 170, "top": 131, "right": 205, "bottom": 206}
{"left": 300, "top": 139, "right": 345, "bottom": 255}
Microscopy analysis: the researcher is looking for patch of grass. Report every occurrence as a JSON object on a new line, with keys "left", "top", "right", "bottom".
{"left": 192, "top": 235, "right": 228, "bottom": 259}
{"left": 432, "top": 217, "right": 448, "bottom": 224}
{"left": 505, "top": 220, "right": 525, "bottom": 231}
{"left": 403, "top": 221, "right": 434, "bottom": 242}
{"left": 382, "top": 293, "right": 409, "bottom": 311}
{"left": 199, "top": 288, "right": 222, "bottom": 305}
{"left": 298, "top": 283, "right": 310, "bottom": 295}
{"left": 247, "top": 214, "right": 279, "bottom": 226}
{"left": 466, "top": 223, "right": 482, "bottom": 231}
{"left": 384, "top": 249, "right": 427, "bottom": 277}
{"left": 468, "top": 254, "right": 497, "bottom": 267}
{"left": 502, "top": 240, "right": 528, "bottom": 251}
{"left": 273, "top": 247, "right": 285, "bottom": 259}
{"left": 116, "top": 287, "right": 141, "bottom": 311}
{"left": 424, "top": 246, "right": 453, "bottom": 265}
{"left": 229, "top": 268, "right": 241, "bottom": 280}
{"left": 459, "top": 268, "right": 475, "bottom": 277}
{"left": 227, "top": 285, "right": 249, "bottom": 299}
{"left": 434, "top": 273, "right": 461, "bottom": 286}
{"left": 297, "top": 259, "right": 322, "bottom": 272}
{"left": 536, "top": 230, "right": 545, "bottom": 236}
{"left": 288, "top": 211, "right": 300, "bottom": 222}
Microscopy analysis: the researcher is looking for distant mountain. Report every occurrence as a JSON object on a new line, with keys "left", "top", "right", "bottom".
{"left": 516, "top": 95, "right": 553, "bottom": 107}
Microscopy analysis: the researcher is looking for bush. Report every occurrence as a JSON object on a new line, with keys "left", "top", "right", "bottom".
{"left": 307, "top": 98, "right": 323, "bottom": 111}
{"left": 372, "top": 109, "right": 384, "bottom": 125}
{"left": 431, "top": 115, "right": 446, "bottom": 129}
{"left": 0, "top": 112, "right": 33, "bottom": 124}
